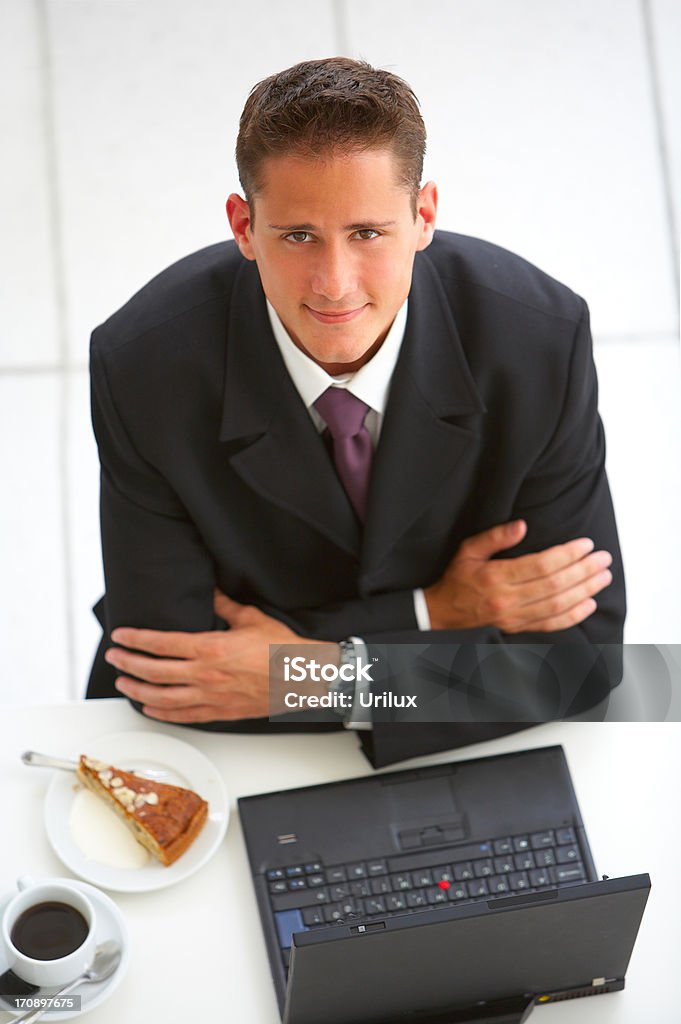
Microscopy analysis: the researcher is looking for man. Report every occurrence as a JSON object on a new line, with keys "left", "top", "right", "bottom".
{"left": 87, "top": 57, "right": 623, "bottom": 768}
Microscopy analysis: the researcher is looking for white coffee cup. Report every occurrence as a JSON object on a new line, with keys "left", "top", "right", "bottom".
{"left": 1, "top": 876, "right": 97, "bottom": 987}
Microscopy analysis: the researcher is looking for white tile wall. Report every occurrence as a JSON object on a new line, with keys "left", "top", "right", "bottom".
{"left": 0, "top": 0, "right": 60, "bottom": 367}
{"left": 1, "top": 0, "right": 679, "bottom": 705}
{"left": 46, "top": 0, "right": 338, "bottom": 364}
{"left": 66, "top": 370, "right": 103, "bottom": 697}
{"left": 594, "top": 336, "right": 681, "bottom": 644}
{"left": 344, "top": 0, "right": 678, "bottom": 339}
{"left": 0, "top": 375, "right": 69, "bottom": 701}
{"left": 651, "top": 0, "right": 681, "bottom": 258}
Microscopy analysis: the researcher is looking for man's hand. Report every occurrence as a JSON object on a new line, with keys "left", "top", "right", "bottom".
{"left": 424, "top": 520, "right": 613, "bottom": 633}
{"left": 106, "top": 591, "right": 335, "bottom": 723}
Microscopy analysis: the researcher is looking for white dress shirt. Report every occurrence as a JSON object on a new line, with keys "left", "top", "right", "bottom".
{"left": 266, "top": 299, "right": 432, "bottom": 728}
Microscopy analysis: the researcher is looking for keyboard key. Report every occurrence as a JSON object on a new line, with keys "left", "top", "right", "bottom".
{"left": 448, "top": 883, "right": 469, "bottom": 900}
{"left": 414, "top": 870, "right": 433, "bottom": 887}
{"left": 302, "top": 907, "right": 325, "bottom": 926}
{"left": 339, "top": 899, "right": 364, "bottom": 916}
{"left": 271, "top": 888, "right": 329, "bottom": 912}
{"left": 427, "top": 888, "right": 448, "bottom": 904}
{"left": 556, "top": 845, "right": 580, "bottom": 863}
{"left": 304, "top": 862, "right": 323, "bottom": 874}
{"left": 535, "top": 849, "right": 556, "bottom": 867}
{"left": 365, "top": 898, "right": 387, "bottom": 915}
{"left": 468, "top": 879, "right": 489, "bottom": 897}
{"left": 474, "top": 859, "right": 494, "bottom": 877}
{"left": 371, "top": 877, "right": 392, "bottom": 895}
{"left": 324, "top": 904, "right": 346, "bottom": 923}
{"left": 326, "top": 867, "right": 347, "bottom": 884}
{"left": 513, "top": 836, "right": 530, "bottom": 852}
{"left": 330, "top": 884, "right": 350, "bottom": 900}
{"left": 367, "top": 860, "right": 388, "bottom": 876}
{"left": 509, "top": 871, "right": 530, "bottom": 891}
{"left": 493, "top": 838, "right": 513, "bottom": 854}
{"left": 454, "top": 862, "right": 474, "bottom": 881}
{"left": 347, "top": 863, "right": 367, "bottom": 879}
{"left": 269, "top": 880, "right": 288, "bottom": 894}
{"left": 433, "top": 866, "right": 453, "bottom": 883}
{"left": 514, "top": 852, "right": 535, "bottom": 871}
{"left": 274, "top": 909, "right": 306, "bottom": 948}
{"left": 556, "top": 827, "right": 576, "bottom": 845}
{"left": 494, "top": 855, "right": 515, "bottom": 874}
{"left": 488, "top": 875, "right": 510, "bottom": 894}
{"left": 267, "top": 868, "right": 285, "bottom": 881}
{"left": 391, "top": 873, "right": 413, "bottom": 891}
{"left": 529, "top": 868, "right": 552, "bottom": 887}
{"left": 530, "top": 831, "right": 555, "bottom": 849}
{"left": 386, "top": 894, "right": 408, "bottom": 911}
{"left": 307, "top": 874, "right": 325, "bottom": 887}
{"left": 285, "top": 865, "right": 304, "bottom": 877}
{"left": 288, "top": 878, "right": 307, "bottom": 890}
{"left": 407, "top": 891, "right": 428, "bottom": 908}
{"left": 350, "top": 880, "right": 371, "bottom": 898}
{"left": 555, "top": 864, "right": 585, "bottom": 883}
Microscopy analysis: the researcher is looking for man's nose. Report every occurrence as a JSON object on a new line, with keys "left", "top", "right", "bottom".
{"left": 310, "top": 243, "right": 357, "bottom": 301}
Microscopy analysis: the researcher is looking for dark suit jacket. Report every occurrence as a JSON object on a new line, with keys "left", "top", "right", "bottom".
{"left": 87, "top": 230, "right": 625, "bottom": 767}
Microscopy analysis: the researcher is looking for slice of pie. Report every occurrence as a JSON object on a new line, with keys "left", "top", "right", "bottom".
{"left": 77, "top": 755, "right": 209, "bottom": 866}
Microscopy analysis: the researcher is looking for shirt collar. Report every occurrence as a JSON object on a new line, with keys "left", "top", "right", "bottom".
{"left": 267, "top": 298, "right": 408, "bottom": 415}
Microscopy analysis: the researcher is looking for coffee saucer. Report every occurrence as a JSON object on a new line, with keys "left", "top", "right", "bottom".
{"left": 0, "top": 879, "right": 130, "bottom": 1020}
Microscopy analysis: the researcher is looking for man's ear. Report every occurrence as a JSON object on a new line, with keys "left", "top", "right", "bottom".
{"left": 226, "top": 194, "right": 256, "bottom": 260}
{"left": 415, "top": 180, "right": 438, "bottom": 251}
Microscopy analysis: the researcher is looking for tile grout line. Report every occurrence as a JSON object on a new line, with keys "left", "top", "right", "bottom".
{"left": 332, "top": 0, "right": 350, "bottom": 56}
{"left": 640, "top": 0, "right": 680, "bottom": 324}
{"left": 35, "top": 0, "right": 78, "bottom": 701}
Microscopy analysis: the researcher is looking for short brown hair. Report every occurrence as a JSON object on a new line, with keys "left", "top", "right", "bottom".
{"left": 236, "top": 57, "right": 426, "bottom": 219}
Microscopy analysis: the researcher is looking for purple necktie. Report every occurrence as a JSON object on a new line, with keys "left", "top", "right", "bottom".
{"left": 314, "top": 387, "right": 373, "bottom": 522}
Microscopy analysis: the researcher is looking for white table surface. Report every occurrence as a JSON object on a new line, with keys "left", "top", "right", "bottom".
{"left": 0, "top": 700, "right": 679, "bottom": 1022}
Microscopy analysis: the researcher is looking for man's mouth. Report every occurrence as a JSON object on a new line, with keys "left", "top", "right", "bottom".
{"left": 305, "top": 305, "right": 368, "bottom": 324}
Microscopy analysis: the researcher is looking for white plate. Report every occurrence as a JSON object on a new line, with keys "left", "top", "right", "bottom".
{"left": 0, "top": 878, "right": 130, "bottom": 1020}
{"left": 44, "top": 732, "right": 228, "bottom": 892}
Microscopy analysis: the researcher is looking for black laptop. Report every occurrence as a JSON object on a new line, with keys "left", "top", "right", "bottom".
{"left": 238, "top": 746, "right": 650, "bottom": 1023}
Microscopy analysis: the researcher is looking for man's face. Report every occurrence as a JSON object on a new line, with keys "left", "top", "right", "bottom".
{"left": 227, "top": 148, "right": 437, "bottom": 374}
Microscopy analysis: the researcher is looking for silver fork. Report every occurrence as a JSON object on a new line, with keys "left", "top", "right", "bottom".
{"left": 21, "top": 750, "right": 170, "bottom": 781}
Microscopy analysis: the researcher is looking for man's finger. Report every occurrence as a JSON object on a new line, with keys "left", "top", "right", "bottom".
{"left": 142, "top": 703, "right": 226, "bottom": 724}
{"left": 500, "top": 537, "right": 597, "bottom": 584}
{"left": 513, "top": 550, "right": 612, "bottom": 606}
{"left": 501, "top": 569, "right": 612, "bottom": 632}
{"left": 114, "top": 677, "right": 202, "bottom": 708}
{"left": 510, "top": 597, "right": 598, "bottom": 634}
{"left": 105, "top": 647, "right": 195, "bottom": 684}
{"left": 110, "top": 627, "right": 199, "bottom": 658}
{"left": 213, "top": 590, "right": 246, "bottom": 624}
{"left": 458, "top": 519, "right": 527, "bottom": 560}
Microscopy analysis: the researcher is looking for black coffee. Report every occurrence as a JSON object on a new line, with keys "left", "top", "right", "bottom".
{"left": 10, "top": 902, "right": 89, "bottom": 961}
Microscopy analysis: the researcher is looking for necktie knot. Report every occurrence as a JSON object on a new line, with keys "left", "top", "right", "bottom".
{"left": 314, "top": 387, "right": 370, "bottom": 439}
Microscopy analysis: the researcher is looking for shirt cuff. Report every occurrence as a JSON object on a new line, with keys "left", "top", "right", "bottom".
{"left": 342, "top": 637, "right": 373, "bottom": 731}
{"left": 413, "top": 588, "right": 432, "bottom": 631}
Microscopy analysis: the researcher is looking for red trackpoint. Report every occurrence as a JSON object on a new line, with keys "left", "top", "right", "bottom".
{"left": 438, "top": 879, "right": 450, "bottom": 890}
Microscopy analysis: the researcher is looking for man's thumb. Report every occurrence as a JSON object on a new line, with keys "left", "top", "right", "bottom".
{"left": 213, "top": 589, "right": 244, "bottom": 624}
{"left": 459, "top": 519, "right": 527, "bottom": 560}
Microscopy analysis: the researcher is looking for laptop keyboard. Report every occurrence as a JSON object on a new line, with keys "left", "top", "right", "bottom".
{"left": 266, "top": 827, "right": 588, "bottom": 969}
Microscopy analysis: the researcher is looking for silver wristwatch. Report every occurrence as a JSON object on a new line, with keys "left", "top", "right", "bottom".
{"left": 326, "top": 638, "right": 358, "bottom": 717}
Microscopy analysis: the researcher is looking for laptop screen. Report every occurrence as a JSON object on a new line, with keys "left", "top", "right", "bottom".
{"left": 283, "top": 875, "right": 650, "bottom": 1024}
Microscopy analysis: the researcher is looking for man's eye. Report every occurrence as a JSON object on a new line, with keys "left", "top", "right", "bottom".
{"left": 355, "top": 229, "right": 379, "bottom": 240}
{"left": 284, "top": 232, "right": 313, "bottom": 243}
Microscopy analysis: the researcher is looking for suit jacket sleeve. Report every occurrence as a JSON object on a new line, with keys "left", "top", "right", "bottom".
{"left": 356, "top": 299, "right": 626, "bottom": 767}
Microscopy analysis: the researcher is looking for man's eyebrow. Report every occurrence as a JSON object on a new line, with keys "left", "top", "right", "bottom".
{"left": 268, "top": 221, "right": 397, "bottom": 231}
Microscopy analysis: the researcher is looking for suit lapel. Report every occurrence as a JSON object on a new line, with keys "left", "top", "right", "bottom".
{"left": 219, "top": 259, "right": 360, "bottom": 556}
{"left": 360, "top": 252, "right": 486, "bottom": 578}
